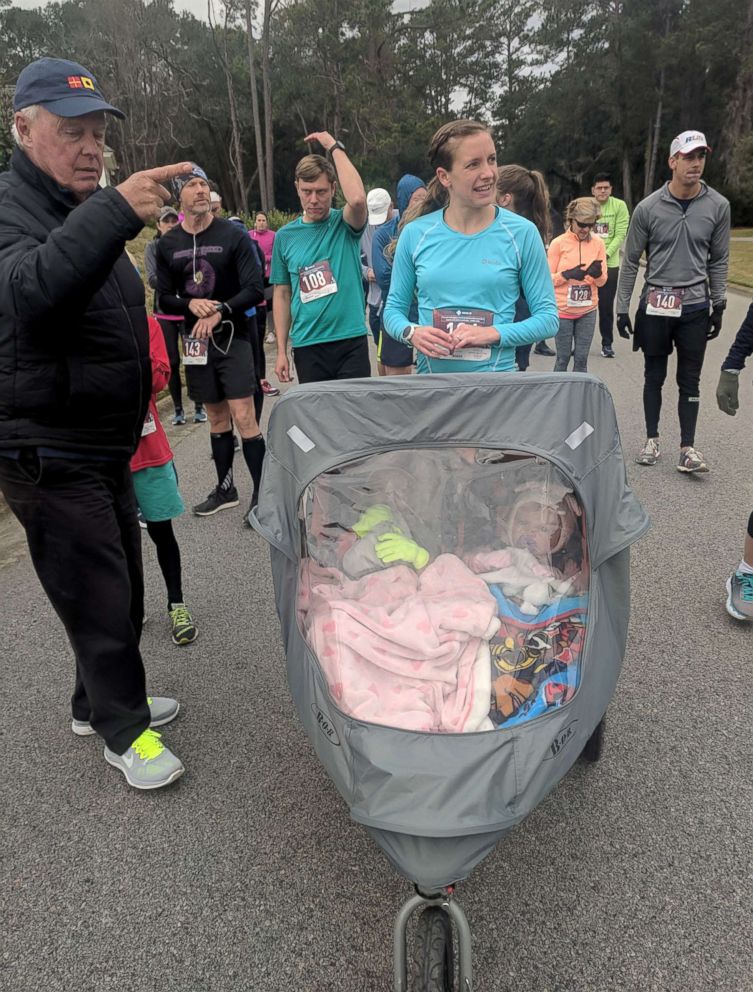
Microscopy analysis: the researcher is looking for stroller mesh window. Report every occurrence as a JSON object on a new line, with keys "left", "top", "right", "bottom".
{"left": 297, "top": 448, "right": 590, "bottom": 733}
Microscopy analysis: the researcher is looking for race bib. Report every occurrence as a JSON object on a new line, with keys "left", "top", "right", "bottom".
{"left": 594, "top": 221, "right": 609, "bottom": 239}
{"left": 182, "top": 336, "right": 208, "bottom": 365}
{"left": 141, "top": 411, "right": 157, "bottom": 437}
{"left": 566, "top": 284, "right": 593, "bottom": 308}
{"left": 432, "top": 307, "right": 493, "bottom": 362}
{"left": 299, "top": 260, "right": 338, "bottom": 303}
{"left": 646, "top": 286, "right": 684, "bottom": 318}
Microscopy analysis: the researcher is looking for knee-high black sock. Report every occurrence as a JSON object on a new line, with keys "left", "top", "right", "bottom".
{"left": 210, "top": 431, "right": 235, "bottom": 492}
{"left": 241, "top": 434, "right": 266, "bottom": 499}
{"left": 145, "top": 519, "right": 183, "bottom": 607}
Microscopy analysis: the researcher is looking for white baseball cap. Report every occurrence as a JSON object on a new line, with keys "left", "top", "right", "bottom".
{"left": 367, "top": 187, "right": 391, "bottom": 225}
{"left": 210, "top": 191, "right": 221, "bottom": 203}
{"left": 670, "top": 130, "right": 711, "bottom": 157}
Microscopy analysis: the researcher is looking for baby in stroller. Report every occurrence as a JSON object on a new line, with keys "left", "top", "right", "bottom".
{"left": 298, "top": 448, "right": 589, "bottom": 733}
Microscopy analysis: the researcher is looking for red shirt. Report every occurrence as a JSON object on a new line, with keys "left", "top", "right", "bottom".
{"left": 130, "top": 316, "right": 174, "bottom": 472}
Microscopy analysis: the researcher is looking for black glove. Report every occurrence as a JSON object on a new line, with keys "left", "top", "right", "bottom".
{"left": 561, "top": 265, "right": 587, "bottom": 281}
{"left": 584, "top": 260, "right": 603, "bottom": 279}
{"left": 707, "top": 303, "right": 725, "bottom": 340}
{"left": 716, "top": 369, "right": 740, "bottom": 416}
{"left": 616, "top": 313, "right": 633, "bottom": 339}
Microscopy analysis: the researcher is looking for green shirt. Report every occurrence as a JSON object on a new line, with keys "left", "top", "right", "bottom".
{"left": 594, "top": 196, "right": 630, "bottom": 268}
{"left": 270, "top": 208, "right": 367, "bottom": 347}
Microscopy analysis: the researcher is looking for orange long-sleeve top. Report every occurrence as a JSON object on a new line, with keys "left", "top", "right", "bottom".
{"left": 547, "top": 230, "right": 608, "bottom": 318}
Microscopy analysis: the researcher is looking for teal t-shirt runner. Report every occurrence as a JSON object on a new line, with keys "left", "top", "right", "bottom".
{"left": 270, "top": 207, "right": 367, "bottom": 348}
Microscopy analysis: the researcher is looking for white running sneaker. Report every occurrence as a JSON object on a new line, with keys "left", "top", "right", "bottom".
{"left": 635, "top": 438, "right": 660, "bottom": 466}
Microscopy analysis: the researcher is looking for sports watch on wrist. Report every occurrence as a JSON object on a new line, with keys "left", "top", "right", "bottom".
{"left": 327, "top": 140, "right": 346, "bottom": 157}
{"left": 404, "top": 324, "right": 417, "bottom": 344}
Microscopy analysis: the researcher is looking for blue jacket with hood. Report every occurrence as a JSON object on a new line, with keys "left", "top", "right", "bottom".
{"left": 372, "top": 174, "right": 426, "bottom": 321}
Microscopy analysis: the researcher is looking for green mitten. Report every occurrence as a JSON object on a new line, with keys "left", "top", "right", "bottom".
{"left": 352, "top": 503, "right": 394, "bottom": 538}
{"left": 375, "top": 532, "right": 430, "bottom": 570}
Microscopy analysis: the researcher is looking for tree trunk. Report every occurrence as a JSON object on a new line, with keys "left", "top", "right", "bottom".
{"left": 645, "top": 16, "right": 668, "bottom": 196}
{"left": 645, "top": 75, "right": 664, "bottom": 197}
{"left": 622, "top": 149, "right": 633, "bottom": 212}
{"left": 245, "top": 0, "right": 268, "bottom": 211}
{"left": 261, "top": 0, "right": 275, "bottom": 209}
{"left": 721, "top": 0, "right": 753, "bottom": 187}
{"left": 208, "top": 0, "right": 248, "bottom": 214}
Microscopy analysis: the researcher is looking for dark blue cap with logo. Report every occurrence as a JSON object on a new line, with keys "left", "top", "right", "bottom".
{"left": 13, "top": 57, "right": 125, "bottom": 119}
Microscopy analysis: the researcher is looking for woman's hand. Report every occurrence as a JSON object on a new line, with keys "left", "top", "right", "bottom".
{"left": 411, "top": 324, "right": 454, "bottom": 358}
{"left": 449, "top": 322, "right": 501, "bottom": 350}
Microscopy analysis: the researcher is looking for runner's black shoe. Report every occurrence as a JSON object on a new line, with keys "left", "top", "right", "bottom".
{"left": 193, "top": 486, "right": 239, "bottom": 516}
{"left": 601, "top": 346, "right": 615, "bottom": 358}
{"left": 534, "top": 343, "right": 555, "bottom": 356}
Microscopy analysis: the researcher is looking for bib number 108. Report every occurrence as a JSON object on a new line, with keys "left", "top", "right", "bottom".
{"left": 301, "top": 270, "right": 327, "bottom": 293}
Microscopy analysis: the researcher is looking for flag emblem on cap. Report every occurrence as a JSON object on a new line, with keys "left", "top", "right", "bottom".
{"left": 67, "top": 75, "right": 95, "bottom": 90}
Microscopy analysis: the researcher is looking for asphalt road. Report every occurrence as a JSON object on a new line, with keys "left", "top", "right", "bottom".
{"left": 2, "top": 289, "right": 753, "bottom": 992}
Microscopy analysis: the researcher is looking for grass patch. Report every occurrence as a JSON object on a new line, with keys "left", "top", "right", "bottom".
{"left": 730, "top": 241, "right": 753, "bottom": 289}
{"left": 732, "top": 228, "right": 753, "bottom": 239}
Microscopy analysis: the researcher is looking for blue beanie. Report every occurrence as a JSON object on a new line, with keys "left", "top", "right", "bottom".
{"left": 396, "top": 174, "right": 426, "bottom": 215}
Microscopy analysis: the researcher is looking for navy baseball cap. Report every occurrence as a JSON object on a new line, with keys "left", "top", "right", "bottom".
{"left": 13, "top": 57, "right": 125, "bottom": 119}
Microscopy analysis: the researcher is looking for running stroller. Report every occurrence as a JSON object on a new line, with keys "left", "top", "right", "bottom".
{"left": 251, "top": 372, "right": 649, "bottom": 991}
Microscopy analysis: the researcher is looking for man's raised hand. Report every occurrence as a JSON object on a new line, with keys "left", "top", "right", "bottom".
{"left": 116, "top": 162, "right": 193, "bottom": 224}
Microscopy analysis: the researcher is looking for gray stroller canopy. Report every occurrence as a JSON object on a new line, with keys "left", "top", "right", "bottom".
{"left": 253, "top": 373, "right": 650, "bottom": 889}
{"left": 256, "top": 373, "right": 647, "bottom": 571}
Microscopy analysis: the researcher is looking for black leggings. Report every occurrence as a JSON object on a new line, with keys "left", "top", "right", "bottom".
{"left": 639, "top": 308, "right": 708, "bottom": 447}
{"left": 246, "top": 315, "right": 265, "bottom": 422}
{"left": 157, "top": 317, "right": 184, "bottom": 412}
{"left": 643, "top": 347, "right": 705, "bottom": 447}
{"left": 255, "top": 307, "right": 268, "bottom": 380}
{"left": 145, "top": 519, "right": 183, "bottom": 607}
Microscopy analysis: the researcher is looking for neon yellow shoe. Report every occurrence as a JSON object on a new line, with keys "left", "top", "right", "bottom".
{"left": 72, "top": 696, "right": 179, "bottom": 737}
{"left": 104, "top": 728, "right": 184, "bottom": 790}
{"left": 169, "top": 603, "right": 198, "bottom": 646}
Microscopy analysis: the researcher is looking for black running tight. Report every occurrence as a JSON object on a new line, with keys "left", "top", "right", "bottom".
{"left": 145, "top": 519, "right": 183, "bottom": 607}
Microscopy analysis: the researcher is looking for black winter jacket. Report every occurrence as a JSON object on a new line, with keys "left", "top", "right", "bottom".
{"left": 0, "top": 149, "right": 151, "bottom": 455}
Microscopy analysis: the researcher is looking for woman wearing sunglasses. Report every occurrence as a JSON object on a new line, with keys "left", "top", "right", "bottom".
{"left": 547, "top": 197, "right": 608, "bottom": 372}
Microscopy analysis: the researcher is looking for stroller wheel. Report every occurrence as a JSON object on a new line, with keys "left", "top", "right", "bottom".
{"left": 412, "top": 906, "right": 455, "bottom": 991}
{"left": 582, "top": 715, "right": 606, "bottom": 762}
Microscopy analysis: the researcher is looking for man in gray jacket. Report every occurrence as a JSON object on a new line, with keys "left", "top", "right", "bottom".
{"left": 616, "top": 129, "right": 730, "bottom": 474}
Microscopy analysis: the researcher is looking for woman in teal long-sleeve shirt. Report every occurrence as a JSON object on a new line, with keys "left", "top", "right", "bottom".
{"left": 382, "top": 119, "right": 558, "bottom": 374}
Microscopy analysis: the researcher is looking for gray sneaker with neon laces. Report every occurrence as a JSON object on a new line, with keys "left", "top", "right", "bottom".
{"left": 169, "top": 603, "right": 198, "bottom": 645}
{"left": 726, "top": 570, "right": 753, "bottom": 620}
{"left": 635, "top": 438, "right": 660, "bottom": 466}
{"left": 72, "top": 695, "right": 179, "bottom": 737}
{"left": 104, "top": 728, "right": 184, "bottom": 790}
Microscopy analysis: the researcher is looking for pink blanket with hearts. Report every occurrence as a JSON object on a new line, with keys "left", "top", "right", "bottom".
{"left": 298, "top": 554, "right": 500, "bottom": 732}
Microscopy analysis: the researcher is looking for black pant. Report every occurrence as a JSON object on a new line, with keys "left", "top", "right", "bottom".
{"left": 293, "top": 335, "right": 371, "bottom": 384}
{"left": 367, "top": 304, "right": 381, "bottom": 346}
{"left": 157, "top": 316, "right": 184, "bottom": 412}
{"left": 0, "top": 452, "right": 150, "bottom": 754}
{"left": 246, "top": 315, "right": 264, "bottom": 422}
{"left": 515, "top": 343, "right": 532, "bottom": 370}
{"left": 598, "top": 266, "right": 619, "bottom": 348}
{"left": 637, "top": 307, "right": 709, "bottom": 447}
{"left": 254, "top": 307, "right": 268, "bottom": 380}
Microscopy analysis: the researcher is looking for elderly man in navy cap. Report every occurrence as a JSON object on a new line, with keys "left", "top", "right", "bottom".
{"left": 0, "top": 57, "right": 194, "bottom": 790}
